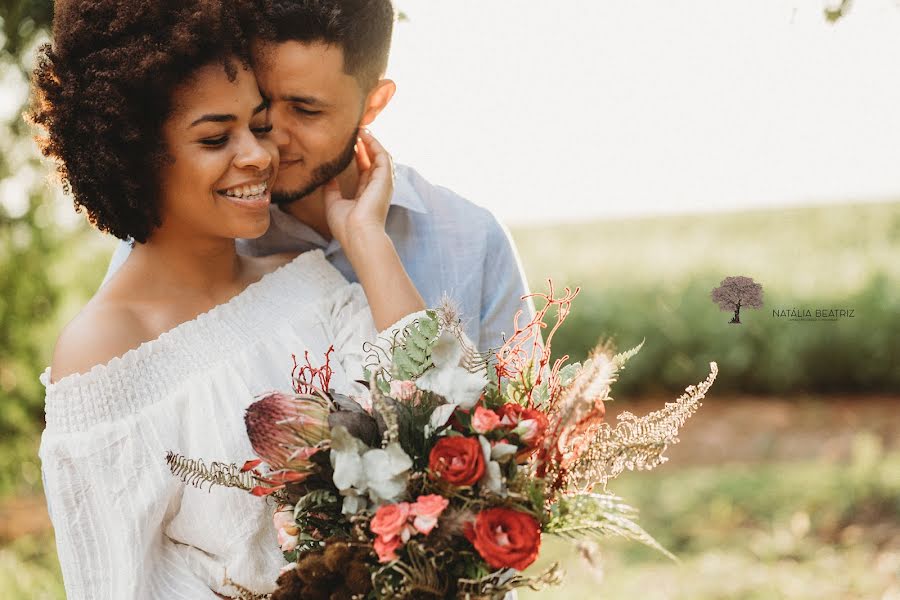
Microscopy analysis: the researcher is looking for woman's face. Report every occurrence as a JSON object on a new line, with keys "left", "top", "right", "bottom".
{"left": 157, "top": 61, "right": 277, "bottom": 241}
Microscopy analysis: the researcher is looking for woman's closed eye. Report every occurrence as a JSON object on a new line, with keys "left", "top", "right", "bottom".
{"left": 199, "top": 124, "right": 271, "bottom": 147}
{"left": 199, "top": 135, "right": 228, "bottom": 147}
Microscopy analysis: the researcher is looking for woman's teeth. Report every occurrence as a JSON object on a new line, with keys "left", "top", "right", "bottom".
{"left": 221, "top": 182, "right": 267, "bottom": 198}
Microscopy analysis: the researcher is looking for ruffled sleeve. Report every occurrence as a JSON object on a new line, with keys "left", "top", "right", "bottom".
{"left": 39, "top": 413, "right": 222, "bottom": 600}
{"left": 321, "top": 283, "right": 425, "bottom": 386}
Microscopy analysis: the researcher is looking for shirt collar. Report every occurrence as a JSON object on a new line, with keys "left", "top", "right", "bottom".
{"left": 391, "top": 164, "right": 428, "bottom": 214}
{"left": 267, "top": 164, "right": 427, "bottom": 249}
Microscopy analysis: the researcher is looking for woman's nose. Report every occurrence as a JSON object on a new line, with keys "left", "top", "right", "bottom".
{"left": 234, "top": 134, "right": 273, "bottom": 171}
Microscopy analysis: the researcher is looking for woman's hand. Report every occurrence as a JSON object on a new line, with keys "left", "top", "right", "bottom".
{"left": 322, "top": 129, "right": 424, "bottom": 330}
{"left": 323, "top": 129, "right": 394, "bottom": 252}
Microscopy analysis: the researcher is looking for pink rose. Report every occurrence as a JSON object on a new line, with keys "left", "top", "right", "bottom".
{"left": 273, "top": 506, "right": 294, "bottom": 531}
{"left": 389, "top": 380, "right": 418, "bottom": 403}
{"left": 273, "top": 506, "right": 299, "bottom": 552}
{"left": 277, "top": 526, "right": 299, "bottom": 552}
{"left": 411, "top": 494, "right": 449, "bottom": 535}
{"left": 370, "top": 502, "right": 411, "bottom": 542}
{"left": 471, "top": 406, "right": 501, "bottom": 434}
{"left": 374, "top": 534, "right": 402, "bottom": 563}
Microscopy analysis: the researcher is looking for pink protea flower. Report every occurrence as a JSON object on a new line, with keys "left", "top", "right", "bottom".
{"left": 244, "top": 392, "right": 330, "bottom": 471}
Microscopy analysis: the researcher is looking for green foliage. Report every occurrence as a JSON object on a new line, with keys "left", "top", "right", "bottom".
{"left": 0, "top": 2, "right": 114, "bottom": 498}
{"left": 391, "top": 310, "right": 440, "bottom": 381}
{"left": 546, "top": 493, "right": 675, "bottom": 561}
{"left": 514, "top": 202, "right": 900, "bottom": 397}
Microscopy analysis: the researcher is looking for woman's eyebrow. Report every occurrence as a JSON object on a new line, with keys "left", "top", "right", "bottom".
{"left": 189, "top": 101, "right": 266, "bottom": 127}
{"left": 190, "top": 113, "right": 236, "bottom": 127}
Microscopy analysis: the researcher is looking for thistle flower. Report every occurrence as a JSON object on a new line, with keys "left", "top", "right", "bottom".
{"left": 244, "top": 392, "right": 331, "bottom": 472}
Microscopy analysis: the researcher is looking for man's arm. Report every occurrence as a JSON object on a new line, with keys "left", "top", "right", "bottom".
{"left": 479, "top": 215, "right": 536, "bottom": 352}
{"left": 100, "top": 239, "right": 133, "bottom": 287}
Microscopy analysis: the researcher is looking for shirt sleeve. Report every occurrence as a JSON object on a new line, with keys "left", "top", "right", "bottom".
{"left": 478, "top": 214, "right": 535, "bottom": 352}
{"left": 39, "top": 425, "right": 221, "bottom": 600}
{"left": 100, "top": 239, "right": 134, "bottom": 287}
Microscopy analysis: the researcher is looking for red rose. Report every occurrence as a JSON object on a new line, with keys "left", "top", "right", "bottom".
{"left": 464, "top": 507, "right": 541, "bottom": 571}
{"left": 428, "top": 436, "right": 485, "bottom": 486}
{"left": 498, "top": 404, "right": 550, "bottom": 450}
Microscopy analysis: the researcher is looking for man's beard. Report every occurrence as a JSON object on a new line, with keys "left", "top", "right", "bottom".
{"left": 271, "top": 132, "right": 358, "bottom": 206}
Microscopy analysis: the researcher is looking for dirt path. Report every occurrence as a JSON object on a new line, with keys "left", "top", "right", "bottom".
{"left": 611, "top": 394, "right": 900, "bottom": 466}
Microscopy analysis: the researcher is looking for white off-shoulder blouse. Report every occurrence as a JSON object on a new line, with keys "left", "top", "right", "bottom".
{"left": 39, "top": 250, "right": 414, "bottom": 600}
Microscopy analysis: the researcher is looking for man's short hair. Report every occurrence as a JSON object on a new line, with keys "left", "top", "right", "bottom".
{"left": 252, "top": 0, "right": 395, "bottom": 90}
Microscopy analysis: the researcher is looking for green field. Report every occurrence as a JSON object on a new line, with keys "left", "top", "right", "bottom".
{"left": 2, "top": 201, "right": 898, "bottom": 599}
{"left": 512, "top": 201, "right": 900, "bottom": 396}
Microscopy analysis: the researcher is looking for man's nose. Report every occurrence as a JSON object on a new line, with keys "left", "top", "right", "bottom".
{"left": 269, "top": 112, "right": 291, "bottom": 147}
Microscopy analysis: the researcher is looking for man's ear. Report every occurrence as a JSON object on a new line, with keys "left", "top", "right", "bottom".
{"left": 360, "top": 79, "right": 396, "bottom": 127}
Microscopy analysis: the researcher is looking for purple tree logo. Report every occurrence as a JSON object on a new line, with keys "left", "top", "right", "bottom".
{"left": 711, "top": 276, "right": 764, "bottom": 324}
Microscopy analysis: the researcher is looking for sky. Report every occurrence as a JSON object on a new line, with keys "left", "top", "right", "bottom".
{"left": 375, "top": 0, "right": 900, "bottom": 224}
{"left": 2, "top": 1, "right": 899, "bottom": 226}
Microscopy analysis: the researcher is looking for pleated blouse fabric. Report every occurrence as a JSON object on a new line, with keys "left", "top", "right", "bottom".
{"left": 39, "top": 250, "right": 413, "bottom": 599}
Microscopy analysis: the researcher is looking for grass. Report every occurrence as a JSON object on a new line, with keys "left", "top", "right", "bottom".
{"left": 510, "top": 201, "right": 900, "bottom": 396}
{"left": 519, "top": 436, "right": 900, "bottom": 599}
{"left": 2, "top": 201, "right": 898, "bottom": 597}
{"left": 3, "top": 437, "right": 897, "bottom": 599}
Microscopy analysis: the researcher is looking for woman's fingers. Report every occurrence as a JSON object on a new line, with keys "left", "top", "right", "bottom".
{"left": 359, "top": 129, "right": 393, "bottom": 180}
{"left": 354, "top": 134, "right": 372, "bottom": 174}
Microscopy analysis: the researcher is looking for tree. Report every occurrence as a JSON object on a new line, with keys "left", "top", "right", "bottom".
{"left": 710, "top": 276, "right": 764, "bottom": 324}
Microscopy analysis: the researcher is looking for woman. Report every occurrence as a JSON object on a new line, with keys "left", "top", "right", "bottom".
{"left": 32, "top": 1, "right": 423, "bottom": 598}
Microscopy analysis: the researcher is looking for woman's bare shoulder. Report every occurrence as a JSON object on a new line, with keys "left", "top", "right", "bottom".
{"left": 49, "top": 297, "right": 151, "bottom": 382}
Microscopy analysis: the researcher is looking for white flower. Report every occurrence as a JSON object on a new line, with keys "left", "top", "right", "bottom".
{"left": 330, "top": 426, "right": 370, "bottom": 514}
{"left": 490, "top": 442, "right": 519, "bottom": 462}
{"left": 330, "top": 426, "right": 413, "bottom": 514}
{"left": 363, "top": 443, "right": 413, "bottom": 504}
{"left": 478, "top": 435, "right": 505, "bottom": 496}
{"left": 416, "top": 331, "right": 486, "bottom": 410}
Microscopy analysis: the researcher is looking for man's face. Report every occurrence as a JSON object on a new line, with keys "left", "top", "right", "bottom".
{"left": 253, "top": 40, "right": 367, "bottom": 205}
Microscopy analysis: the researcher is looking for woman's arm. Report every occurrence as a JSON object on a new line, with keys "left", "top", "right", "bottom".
{"left": 324, "top": 130, "right": 425, "bottom": 330}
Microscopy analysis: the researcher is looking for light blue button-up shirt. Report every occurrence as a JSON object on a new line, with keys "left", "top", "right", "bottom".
{"left": 103, "top": 164, "right": 534, "bottom": 351}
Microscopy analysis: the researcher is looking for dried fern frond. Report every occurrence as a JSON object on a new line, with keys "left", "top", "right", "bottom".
{"left": 545, "top": 493, "right": 676, "bottom": 562}
{"left": 370, "top": 373, "right": 400, "bottom": 445}
{"left": 612, "top": 338, "right": 645, "bottom": 370}
{"left": 221, "top": 574, "right": 271, "bottom": 600}
{"left": 568, "top": 361, "right": 718, "bottom": 488}
{"left": 458, "top": 562, "right": 564, "bottom": 597}
{"left": 552, "top": 345, "right": 617, "bottom": 424}
{"left": 437, "top": 297, "right": 494, "bottom": 375}
{"left": 165, "top": 452, "right": 256, "bottom": 493}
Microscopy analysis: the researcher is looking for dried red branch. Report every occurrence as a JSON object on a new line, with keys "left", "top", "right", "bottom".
{"left": 494, "top": 281, "right": 580, "bottom": 407}
{"left": 292, "top": 345, "right": 335, "bottom": 395}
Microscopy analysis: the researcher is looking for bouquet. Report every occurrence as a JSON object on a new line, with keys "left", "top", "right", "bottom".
{"left": 167, "top": 285, "right": 718, "bottom": 599}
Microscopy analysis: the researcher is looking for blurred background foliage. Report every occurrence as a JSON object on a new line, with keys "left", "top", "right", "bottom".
{"left": 1, "top": 1, "right": 898, "bottom": 599}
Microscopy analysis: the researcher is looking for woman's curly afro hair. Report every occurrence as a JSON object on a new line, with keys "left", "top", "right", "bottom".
{"left": 30, "top": 0, "right": 251, "bottom": 242}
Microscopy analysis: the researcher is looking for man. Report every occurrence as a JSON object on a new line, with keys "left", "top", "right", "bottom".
{"left": 104, "top": 0, "right": 533, "bottom": 349}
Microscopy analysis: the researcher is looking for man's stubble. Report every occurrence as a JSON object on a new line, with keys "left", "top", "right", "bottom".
{"left": 271, "top": 131, "right": 359, "bottom": 206}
